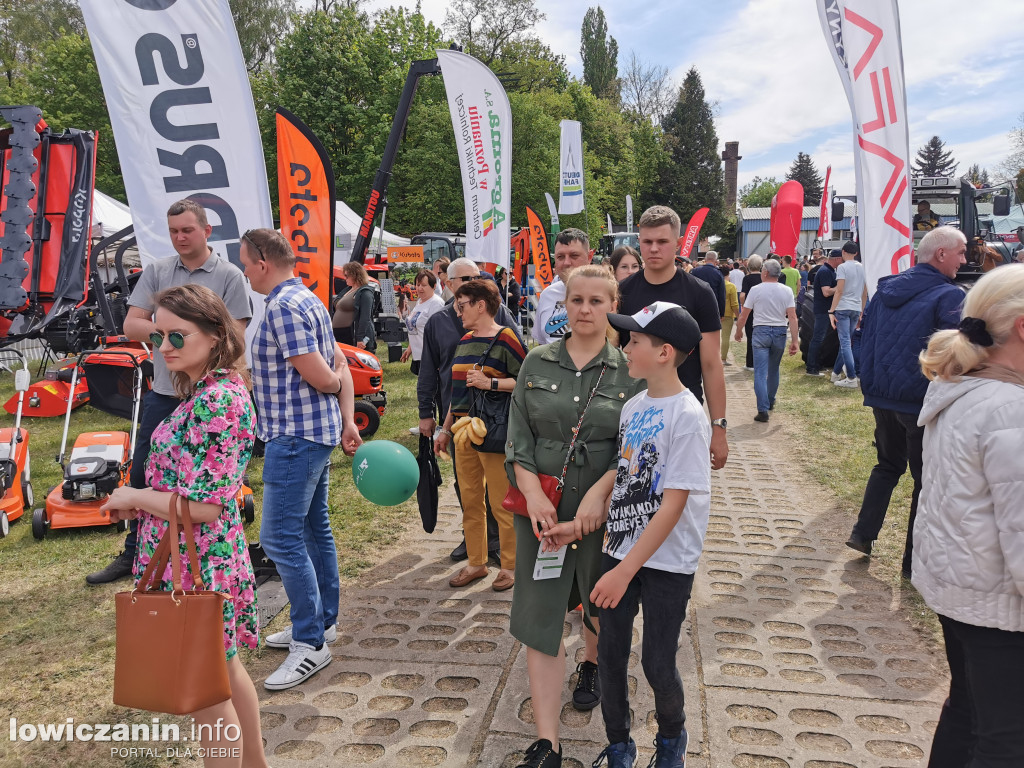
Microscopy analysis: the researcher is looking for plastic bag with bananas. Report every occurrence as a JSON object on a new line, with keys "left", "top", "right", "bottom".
{"left": 450, "top": 415, "right": 487, "bottom": 451}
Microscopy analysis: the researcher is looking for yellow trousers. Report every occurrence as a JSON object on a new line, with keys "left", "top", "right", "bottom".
{"left": 454, "top": 443, "right": 516, "bottom": 569}
{"left": 721, "top": 316, "right": 735, "bottom": 361}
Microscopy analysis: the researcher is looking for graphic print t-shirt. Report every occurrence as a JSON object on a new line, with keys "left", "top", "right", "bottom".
{"left": 533, "top": 279, "right": 568, "bottom": 345}
{"left": 604, "top": 389, "right": 712, "bottom": 574}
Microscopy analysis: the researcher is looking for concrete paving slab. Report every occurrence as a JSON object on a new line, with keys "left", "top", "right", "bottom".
{"left": 704, "top": 687, "right": 937, "bottom": 768}
{"left": 489, "top": 612, "right": 706, "bottom": 757}
{"left": 253, "top": 366, "right": 949, "bottom": 767}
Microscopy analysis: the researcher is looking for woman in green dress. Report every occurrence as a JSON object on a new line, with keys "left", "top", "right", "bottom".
{"left": 506, "top": 265, "right": 641, "bottom": 768}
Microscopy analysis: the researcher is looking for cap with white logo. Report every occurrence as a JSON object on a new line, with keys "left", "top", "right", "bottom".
{"left": 606, "top": 301, "right": 702, "bottom": 354}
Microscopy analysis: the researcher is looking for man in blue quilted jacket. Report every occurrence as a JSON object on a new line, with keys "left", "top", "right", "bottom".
{"left": 845, "top": 227, "right": 966, "bottom": 576}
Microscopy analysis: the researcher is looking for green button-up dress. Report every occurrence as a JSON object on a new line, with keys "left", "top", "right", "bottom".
{"left": 505, "top": 338, "right": 641, "bottom": 656}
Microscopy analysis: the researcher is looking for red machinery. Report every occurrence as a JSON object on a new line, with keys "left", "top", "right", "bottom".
{"left": 0, "top": 349, "right": 33, "bottom": 536}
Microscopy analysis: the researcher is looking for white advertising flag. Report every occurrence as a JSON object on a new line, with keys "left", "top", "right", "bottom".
{"left": 818, "top": 0, "right": 912, "bottom": 294}
{"left": 79, "top": 0, "right": 272, "bottom": 269}
{"left": 558, "top": 120, "right": 585, "bottom": 215}
{"left": 626, "top": 195, "right": 634, "bottom": 232}
{"left": 818, "top": 165, "right": 833, "bottom": 240}
{"left": 544, "top": 192, "right": 560, "bottom": 229}
{"left": 437, "top": 49, "right": 512, "bottom": 268}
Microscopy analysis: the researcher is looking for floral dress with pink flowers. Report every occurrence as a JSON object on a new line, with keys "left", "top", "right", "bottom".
{"left": 133, "top": 370, "right": 258, "bottom": 661}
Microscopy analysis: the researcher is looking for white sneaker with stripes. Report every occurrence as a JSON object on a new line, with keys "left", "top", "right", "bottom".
{"left": 263, "top": 642, "right": 332, "bottom": 690}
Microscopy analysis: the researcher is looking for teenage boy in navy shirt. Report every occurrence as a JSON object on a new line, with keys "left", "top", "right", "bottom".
{"left": 547, "top": 302, "right": 711, "bottom": 768}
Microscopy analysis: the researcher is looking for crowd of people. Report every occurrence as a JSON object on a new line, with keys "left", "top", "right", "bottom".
{"left": 81, "top": 195, "right": 1024, "bottom": 768}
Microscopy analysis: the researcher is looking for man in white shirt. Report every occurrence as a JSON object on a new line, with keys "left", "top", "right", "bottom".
{"left": 734, "top": 259, "right": 798, "bottom": 422}
{"left": 532, "top": 228, "right": 591, "bottom": 344}
{"left": 728, "top": 262, "right": 745, "bottom": 294}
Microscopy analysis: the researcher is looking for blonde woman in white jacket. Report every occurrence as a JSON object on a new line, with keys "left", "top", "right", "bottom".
{"left": 915, "top": 264, "right": 1024, "bottom": 768}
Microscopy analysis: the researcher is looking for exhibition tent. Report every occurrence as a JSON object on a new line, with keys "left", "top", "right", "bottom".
{"left": 334, "top": 200, "right": 410, "bottom": 263}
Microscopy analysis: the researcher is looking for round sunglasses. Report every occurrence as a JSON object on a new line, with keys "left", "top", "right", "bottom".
{"left": 149, "top": 330, "right": 201, "bottom": 349}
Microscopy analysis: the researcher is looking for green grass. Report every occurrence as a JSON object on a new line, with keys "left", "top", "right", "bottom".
{"left": 0, "top": 360, "right": 434, "bottom": 768}
{"left": 732, "top": 342, "right": 942, "bottom": 646}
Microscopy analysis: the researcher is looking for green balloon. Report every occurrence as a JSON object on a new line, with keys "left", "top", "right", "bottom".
{"left": 352, "top": 440, "right": 419, "bottom": 506}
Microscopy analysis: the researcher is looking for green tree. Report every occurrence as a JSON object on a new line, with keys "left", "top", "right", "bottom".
{"left": 444, "top": 0, "right": 544, "bottom": 65}
{"left": 738, "top": 176, "right": 782, "bottom": 208}
{"left": 230, "top": 0, "right": 296, "bottom": 72}
{"left": 580, "top": 6, "right": 618, "bottom": 101}
{"left": 491, "top": 38, "right": 568, "bottom": 93}
{"left": 785, "top": 152, "right": 823, "bottom": 205}
{"left": 655, "top": 67, "right": 727, "bottom": 235}
{"left": 14, "top": 32, "right": 123, "bottom": 200}
{"left": 0, "top": 0, "right": 82, "bottom": 87}
{"left": 965, "top": 163, "right": 990, "bottom": 188}
{"left": 913, "top": 135, "right": 958, "bottom": 178}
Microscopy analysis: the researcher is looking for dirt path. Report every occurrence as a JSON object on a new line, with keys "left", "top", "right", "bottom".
{"left": 254, "top": 367, "right": 948, "bottom": 767}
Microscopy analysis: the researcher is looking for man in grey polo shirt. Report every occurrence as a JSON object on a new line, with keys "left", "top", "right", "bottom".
{"left": 86, "top": 198, "right": 252, "bottom": 584}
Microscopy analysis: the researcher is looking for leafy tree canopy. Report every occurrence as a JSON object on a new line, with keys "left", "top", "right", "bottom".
{"left": 655, "top": 67, "right": 727, "bottom": 236}
{"left": 913, "top": 135, "right": 959, "bottom": 178}
{"left": 580, "top": 6, "right": 618, "bottom": 101}
{"left": 785, "top": 151, "right": 823, "bottom": 206}
{"left": 739, "top": 176, "right": 782, "bottom": 208}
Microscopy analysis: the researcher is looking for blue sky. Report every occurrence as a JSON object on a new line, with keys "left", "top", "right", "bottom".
{"left": 358, "top": 0, "right": 1024, "bottom": 199}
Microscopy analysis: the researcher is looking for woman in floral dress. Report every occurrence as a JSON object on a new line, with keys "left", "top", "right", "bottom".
{"left": 103, "top": 284, "right": 267, "bottom": 768}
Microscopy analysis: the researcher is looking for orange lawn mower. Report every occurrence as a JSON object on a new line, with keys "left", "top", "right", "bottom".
{"left": 338, "top": 341, "right": 387, "bottom": 438}
{"left": 32, "top": 345, "right": 148, "bottom": 539}
{"left": 0, "top": 349, "right": 34, "bottom": 537}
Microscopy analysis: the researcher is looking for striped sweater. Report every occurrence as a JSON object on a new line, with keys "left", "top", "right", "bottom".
{"left": 449, "top": 328, "right": 526, "bottom": 417}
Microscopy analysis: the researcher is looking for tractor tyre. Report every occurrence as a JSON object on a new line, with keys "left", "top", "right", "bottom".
{"left": 32, "top": 508, "right": 47, "bottom": 540}
{"left": 0, "top": 511, "right": 8, "bottom": 538}
{"left": 242, "top": 494, "right": 255, "bottom": 524}
{"left": 353, "top": 400, "right": 381, "bottom": 438}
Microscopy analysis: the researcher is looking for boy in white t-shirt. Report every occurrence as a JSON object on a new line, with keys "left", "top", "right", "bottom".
{"left": 573, "top": 301, "right": 711, "bottom": 768}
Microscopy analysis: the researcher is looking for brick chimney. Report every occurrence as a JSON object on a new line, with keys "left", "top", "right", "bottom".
{"left": 722, "top": 141, "right": 741, "bottom": 211}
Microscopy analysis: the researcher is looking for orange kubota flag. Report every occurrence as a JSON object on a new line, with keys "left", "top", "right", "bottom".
{"left": 276, "top": 107, "right": 335, "bottom": 310}
{"left": 525, "top": 205, "right": 554, "bottom": 293}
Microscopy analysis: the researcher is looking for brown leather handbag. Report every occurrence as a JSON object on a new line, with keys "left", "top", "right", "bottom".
{"left": 113, "top": 493, "right": 232, "bottom": 714}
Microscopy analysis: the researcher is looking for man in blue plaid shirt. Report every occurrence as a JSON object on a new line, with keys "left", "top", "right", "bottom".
{"left": 240, "top": 229, "right": 362, "bottom": 690}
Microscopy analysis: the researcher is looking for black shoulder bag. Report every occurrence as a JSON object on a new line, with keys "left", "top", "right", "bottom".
{"left": 468, "top": 333, "right": 512, "bottom": 454}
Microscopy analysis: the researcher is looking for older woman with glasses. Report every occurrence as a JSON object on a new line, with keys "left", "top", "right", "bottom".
{"left": 435, "top": 279, "right": 526, "bottom": 591}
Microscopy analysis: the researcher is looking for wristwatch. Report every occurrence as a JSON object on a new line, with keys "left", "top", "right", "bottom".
{"left": 490, "top": 378, "right": 499, "bottom": 391}
{"left": 712, "top": 418, "right": 728, "bottom": 430}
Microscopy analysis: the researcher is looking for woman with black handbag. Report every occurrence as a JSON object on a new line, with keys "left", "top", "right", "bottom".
{"left": 504, "top": 265, "right": 640, "bottom": 768}
{"left": 435, "top": 279, "right": 526, "bottom": 591}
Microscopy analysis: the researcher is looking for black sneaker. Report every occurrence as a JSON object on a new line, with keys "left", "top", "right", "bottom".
{"left": 516, "top": 738, "right": 562, "bottom": 768}
{"left": 754, "top": 412, "right": 769, "bottom": 423}
{"left": 572, "top": 660, "right": 601, "bottom": 711}
{"left": 450, "top": 539, "right": 468, "bottom": 561}
{"left": 85, "top": 550, "right": 135, "bottom": 585}
{"left": 845, "top": 536, "right": 872, "bottom": 555}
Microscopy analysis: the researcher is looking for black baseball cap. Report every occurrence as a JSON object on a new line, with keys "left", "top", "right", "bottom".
{"left": 607, "top": 301, "right": 702, "bottom": 354}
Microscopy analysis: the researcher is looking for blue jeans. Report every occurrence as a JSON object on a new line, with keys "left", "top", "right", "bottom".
{"left": 806, "top": 312, "right": 830, "bottom": 373}
{"left": 832, "top": 309, "right": 859, "bottom": 378}
{"left": 125, "top": 391, "right": 181, "bottom": 556}
{"left": 752, "top": 326, "right": 787, "bottom": 414}
{"left": 598, "top": 555, "right": 694, "bottom": 744}
{"left": 260, "top": 435, "right": 339, "bottom": 647}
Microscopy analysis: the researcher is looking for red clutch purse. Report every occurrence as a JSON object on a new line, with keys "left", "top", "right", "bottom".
{"left": 502, "top": 365, "right": 608, "bottom": 519}
{"left": 503, "top": 473, "right": 562, "bottom": 517}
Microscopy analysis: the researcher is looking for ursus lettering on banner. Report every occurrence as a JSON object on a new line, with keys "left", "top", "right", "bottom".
{"left": 80, "top": 0, "right": 272, "bottom": 269}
